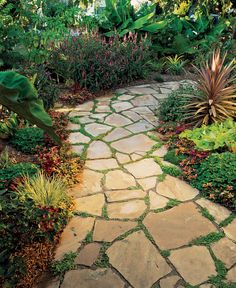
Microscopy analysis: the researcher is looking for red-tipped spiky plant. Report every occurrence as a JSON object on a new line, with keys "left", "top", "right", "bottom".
{"left": 183, "top": 50, "right": 236, "bottom": 126}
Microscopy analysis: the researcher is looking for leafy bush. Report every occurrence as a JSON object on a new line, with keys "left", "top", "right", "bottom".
{"left": 165, "top": 55, "right": 187, "bottom": 75}
{"left": 156, "top": 85, "right": 195, "bottom": 122}
{"left": 10, "top": 127, "right": 45, "bottom": 154}
{"left": 180, "top": 118, "right": 236, "bottom": 152}
{"left": 163, "top": 149, "right": 187, "bottom": 165}
{"left": 192, "top": 152, "right": 236, "bottom": 207}
{"left": 50, "top": 33, "right": 150, "bottom": 92}
{"left": 50, "top": 252, "right": 76, "bottom": 277}
{"left": 0, "top": 147, "right": 14, "bottom": 169}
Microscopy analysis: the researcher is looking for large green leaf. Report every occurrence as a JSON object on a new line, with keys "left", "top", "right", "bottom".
{"left": 0, "top": 71, "right": 61, "bottom": 144}
{"left": 129, "top": 11, "right": 155, "bottom": 30}
{"left": 141, "top": 20, "right": 168, "bottom": 33}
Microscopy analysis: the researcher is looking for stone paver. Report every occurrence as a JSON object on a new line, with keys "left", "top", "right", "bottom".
{"left": 53, "top": 82, "right": 235, "bottom": 288}
{"left": 156, "top": 175, "right": 199, "bottom": 201}
{"left": 61, "top": 269, "right": 124, "bottom": 288}
{"left": 93, "top": 220, "right": 136, "bottom": 242}
{"left": 107, "top": 231, "right": 171, "bottom": 288}
{"left": 143, "top": 203, "right": 217, "bottom": 249}
{"left": 169, "top": 246, "right": 217, "bottom": 286}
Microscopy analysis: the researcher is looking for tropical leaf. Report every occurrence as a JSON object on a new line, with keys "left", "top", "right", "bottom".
{"left": 141, "top": 20, "right": 168, "bottom": 33}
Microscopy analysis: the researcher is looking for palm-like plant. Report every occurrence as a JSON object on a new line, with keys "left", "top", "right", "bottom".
{"left": 183, "top": 50, "right": 236, "bottom": 126}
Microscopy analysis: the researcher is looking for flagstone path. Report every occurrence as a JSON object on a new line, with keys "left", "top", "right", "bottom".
{"left": 40, "top": 81, "right": 236, "bottom": 288}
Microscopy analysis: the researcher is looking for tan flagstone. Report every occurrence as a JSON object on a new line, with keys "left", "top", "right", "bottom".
{"left": 103, "top": 128, "right": 131, "bottom": 142}
{"left": 71, "top": 145, "right": 84, "bottom": 155}
{"left": 149, "top": 191, "right": 169, "bottom": 209}
{"left": 84, "top": 123, "right": 112, "bottom": 137}
{"left": 105, "top": 170, "right": 136, "bottom": 190}
{"left": 66, "top": 122, "right": 81, "bottom": 131}
{"left": 118, "top": 94, "right": 134, "bottom": 101}
{"left": 68, "top": 132, "right": 90, "bottom": 144}
{"left": 93, "top": 219, "right": 136, "bottom": 242}
{"left": 104, "top": 113, "right": 132, "bottom": 127}
{"left": 137, "top": 177, "right": 157, "bottom": 191}
{"left": 107, "top": 231, "right": 171, "bottom": 288}
{"left": 126, "top": 120, "right": 154, "bottom": 133}
{"left": 226, "top": 266, "right": 236, "bottom": 283}
{"left": 223, "top": 219, "right": 236, "bottom": 242}
{"left": 112, "top": 102, "right": 133, "bottom": 112}
{"left": 124, "top": 158, "right": 162, "bottom": 178}
{"left": 85, "top": 158, "right": 119, "bottom": 171}
{"left": 122, "top": 110, "right": 142, "bottom": 121}
{"left": 95, "top": 105, "right": 111, "bottom": 113}
{"left": 105, "top": 189, "right": 146, "bottom": 202}
{"left": 86, "top": 141, "right": 112, "bottom": 159}
{"left": 128, "top": 87, "right": 157, "bottom": 95}
{"left": 152, "top": 145, "right": 168, "bottom": 157}
{"left": 143, "top": 202, "right": 217, "bottom": 249}
{"left": 115, "top": 152, "right": 131, "bottom": 164}
{"left": 107, "top": 200, "right": 146, "bottom": 219}
{"left": 131, "top": 94, "right": 158, "bottom": 106}
{"left": 156, "top": 175, "right": 199, "bottom": 201}
{"left": 169, "top": 246, "right": 217, "bottom": 286}
{"left": 74, "top": 194, "right": 105, "bottom": 216}
{"left": 61, "top": 269, "right": 124, "bottom": 288}
{"left": 75, "top": 243, "right": 101, "bottom": 266}
{"left": 159, "top": 275, "right": 181, "bottom": 288}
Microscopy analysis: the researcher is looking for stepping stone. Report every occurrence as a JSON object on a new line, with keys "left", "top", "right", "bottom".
{"left": 122, "top": 110, "right": 142, "bottom": 121}
{"left": 35, "top": 274, "right": 60, "bottom": 288}
{"left": 112, "top": 102, "right": 133, "bottom": 112}
{"left": 131, "top": 95, "right": 158, "bottom": 106}
{"left": 226, "top": 266, "right": 236, "bottom": 283}
{"left": 156, "top": 175, "right": 199, "bottom": 201}
{"left": 137, "top": 177, "right": 157, "bottom": 191}
{"left": 105, "top": 170, "right": 136, "bottom": 190}
{"left": 107, "top": 231, "right": 171, "bottom": 288}
{"left": 149, "top": 191, "right": 169, "bottom": 209}
{"left": 84, "top": 123, "right": 112, "bottom": 137}
{"left": 69, "top": 111, "right": 91, "bottom": 117}
{"left": 143, "top": 202, "right": 217, "bottom": 250}
{"left": 160, "top": 87, "right": 172, "bottom": 94}
{"left": 128, "top": 87, "right": 157, "bottom": 95}
{"left": 66, "top": 122, "right": 80, "bottom": 131}
{"left": 159, "top": 275, "right": 181, "bottom": 288}
{"left": 105, "top": 189, "right": 146, "bottom": 202}
{"left": 95, "top": 105, "right": 111, "bottom": 113}
{"left": 126, "top": 120, "right": 154, "bottom": 133}
{"left": 130, "top": 153, "right": 143, "bottom": 161}
{"left": 70, "top": 170, "right": 103, "bottom": 197}
{"left": 75, "top": 194, "right": 105, "bottom": 216}
{"left": 61, "top": 269, "right": 124, "bottom": 288}
{"left": 68, "top": 132, "right": 90, "bottom": 144}
{"left": 104, "top": 114, "right": 132, "bottom": 127}
{"left": 75, "top": 101, "right": 94, "bottom": 112}
{"left": 118, "top": 94, "right": 134, "bottom": 101}
{"left": 169, "top": 246, "right": 217, "bottom": 286}
{"left": 87, "top": 141, "right": 112, "bottom": 159}
{"left": 116, "top": 88, "right": 127, "bottom": 94}
{"left": 75, "top": 243, "right": 101, "bottom": 266}
{"left": 78, "top": 116, "right": 93, "bottom": 124}
{"left": 85, "top": 159, "right": 119, "bottom": 171}
{"left": 54, "top": 217, "right": 95, "bottom": 260}
{"left": 93, "top": 220, "right": 136, "bottom": 242}
{"left": 211, "top": 237, "right": 236, "bottom": 269}
{"left": 223, "top": 219, "right": 236, "bottom": 241}
{"left": 103, "top": 128, "right": 131, "bottom": 142}
{"left": 90, "top": 113, "right": 109, "bottom": 121}
{"left": 111, "top": 134, "right": 155, "bottom": 154}
{"left": 152, "top": 146, "right": 168, "bottom": 157}
{"left": 131, "top": 106, "right": 154, "bottom": 116}
{"left": 115, "top": 152, "right": 131, "bottom": 164}
{"left": 196, "top": 198, "right": 231, "bottom": 224}
{"left": 71, "top": 145, "right": 85, "bottom": 155}
{"left": 142, "top": 113, "right": 159, "bottom": 126}
{"left": 124, "top": 158, "right": 162, "bottom": 178}
{"left": 107, "top": 200, "right": 146, "bottom": 219}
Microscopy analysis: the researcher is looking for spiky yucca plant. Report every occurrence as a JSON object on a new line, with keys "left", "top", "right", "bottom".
{"left": 183, "top": 50, "right": 236, "bottom": 126}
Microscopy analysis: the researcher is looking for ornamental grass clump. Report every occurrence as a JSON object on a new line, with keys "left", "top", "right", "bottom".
{"left": 183, "top": 49, "right": 236, "bottom": 126}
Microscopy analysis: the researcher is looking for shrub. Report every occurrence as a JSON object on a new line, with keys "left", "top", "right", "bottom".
{"left": 163, "top": 149, "right": 187, "bottom": 165}
{"left": 10, "top": 127, "right": 45, "bottom": 154}
{"left": 50, "top": 33, "right": 151, "bottom": 92}
{"left": 180, "top": 118, "right": 236, "bottom": 152}
{"left": 192, "top": 152, "right": 236, "bottom": 208}
{"left": 165, "top": 55, "right": 187, "bottom": 75}
{"left": 157, "top": 85, "right": 195, "bottom": 122}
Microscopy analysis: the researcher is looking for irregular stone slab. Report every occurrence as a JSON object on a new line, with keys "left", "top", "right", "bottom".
{"left": 160, "top": 87, "right": 172, "bottom": 94}
{"left": 95, "top": 105, "right": 111, "bottom": 113}
{"left": 131, "top": 95, "right": 158, "bottom": 106}
{"left": 142, "top": 113, "right": 159, "bottom": 126}
{"left": 143, "top": 202, "right": 217, "bottom": 249}
{"left": 69, "top": 111, "right": 91, "bottom": 117}
{"left": 35, "top": 273, "right": 60, "bottom": 288}
{"left": 112, "top": 102, "right": 133, "bottom": 112}
{"left": 71, "top": 145, "right": 85, "bottom": 155}
{"left": 169, "top": 246, "right": 217, "bottom": 286}
{"left": 105, "top": 170, "right": 136, "bottom": 190}
{"left": 107, "top": 231, "right": 171, "bottom": 288}
{"left": 67, "top": 122, "right": 81, "bottom": 131}
{"left": 126, "top": 120, "right": 154, "bottom": 133}
{"left": 137, "top": 177, "right": 157, "bottom": 191}
{"left": 122, "top": 110, "right": 142, "bottom": 121}
{"left": 149, "top": 191, "right": 169, "bottom": 209}
{"left": 68, "top": 132, "right": 90, "bottom": 144}
{"left": 211, "top": 237, "right": 236, "bottom": 269}
{"left": 75, "top": 101, "right": 94, "bottom": 112}
{"left": 70, "top": 170, "right": 103, "bottom": 197}
{"left": 111, "top": 134, "right": 155, "bottom": 154}
{"left": 61, "top": 269, "right": 124, "bottom": 288}
{"left": 116, "top": 88, "right": 127, "bottom": 94}
{"left": 116, "top": 152, "right": 131, "bottom": 164}
{"left": 78, "top": 116, "right": 94, "bottom": 124}
{"left": 93, "top": 220, "right": 136, "bottom": 242}
{"left": 75, "top": 194, "right": 105, "bottom": 216}
{"left": 105, "top": 189, "right": 146, "bottom": 202}
{"left": 103, "top": 128, "right": 131, "bottom": 142}
{"left": 159, "top": 275, "right": 181, "bottom": 288}
{"left": 196, "top": 198, "right": 231, "bottom": 224}
{"left": 86, "top": 158, "right": 119, "bottom": 171}
{"left": 107, "top": 200, "right": 146, "bottom": 219}
{"left": 104, "top": 114, "right": 132, "bottom": 127}
{"left": 54, "top": 217, "right": 95, "bottom": 260}
{"left": 130, "top": 153, "right": 143, "bottom": 161}
{"left": 226, "top": 266, "right": 236, "bottom": 283}
{"left": 156, "top": 175, "right": 199, "bottom": 201}
{"left": 75, "top": 243, "right": 101, "bottom": 266}
{"left": 90, "top": 113, "right": 109, "bottom": 121}
{"left": 124, "top": 158, "right": 162, "bottom": 178}
{"left": 87, "top": 141, "right": 112, "bottom": 159}
{"left": 152, "top": 146, "right": 168, "bottom": 157}
{"left": 128, "top": 87, "right": 157, "bottom": 95}
{"left": 223, "top": 219, "right": 236, "bottom": 241}
{"left": 85, "top": 123, "right": 112, "bottom": 137}
{"left": 118, "top": 94, "right": 134, "bottom": 101}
